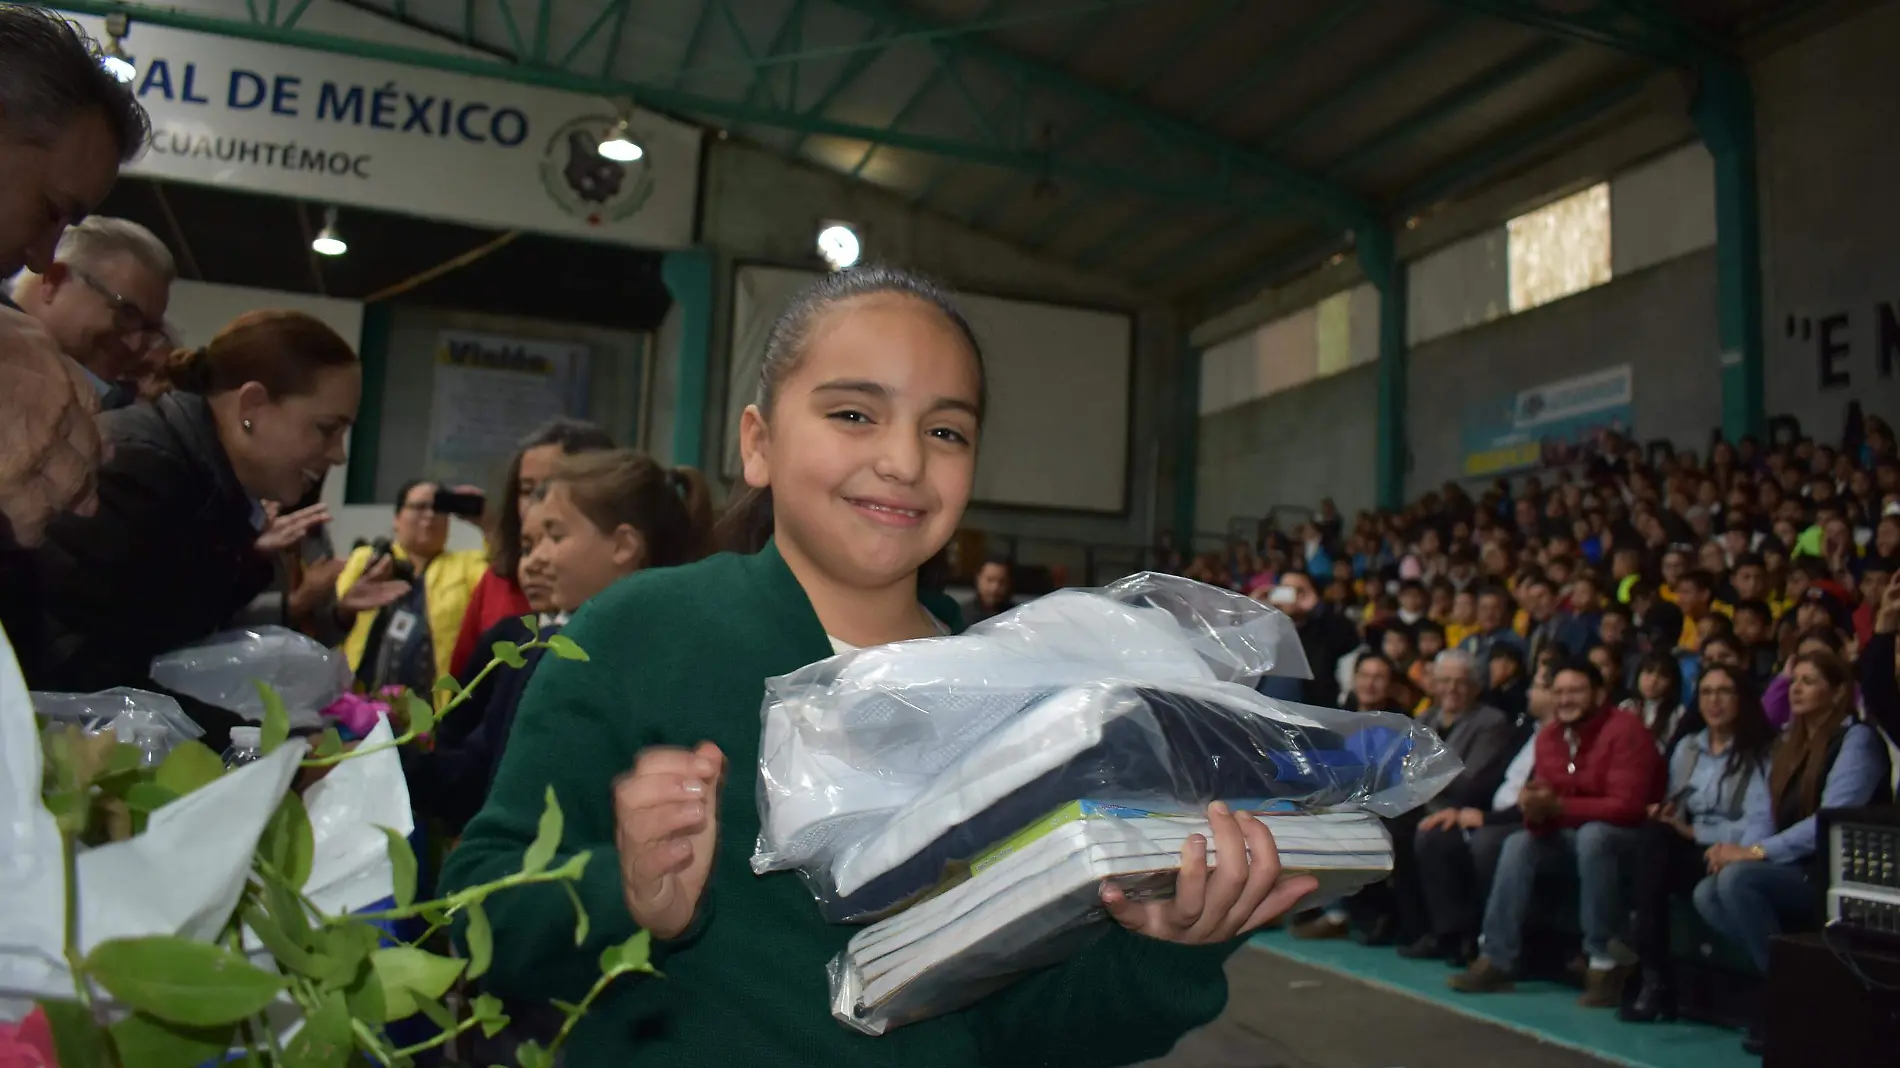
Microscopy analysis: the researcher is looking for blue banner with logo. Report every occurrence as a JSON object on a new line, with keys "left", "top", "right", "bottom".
{"left": 1461, "top": 365, "right": 1634, "bottom": 478}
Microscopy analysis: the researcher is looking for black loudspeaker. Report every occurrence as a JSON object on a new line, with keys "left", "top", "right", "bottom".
{"left": 1765, "top": 932, "right": 1900, "bottom": 1067}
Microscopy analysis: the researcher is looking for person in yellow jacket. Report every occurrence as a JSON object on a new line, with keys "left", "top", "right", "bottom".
{"left": 336, "top": 479, "right": 489, "bottom": 691}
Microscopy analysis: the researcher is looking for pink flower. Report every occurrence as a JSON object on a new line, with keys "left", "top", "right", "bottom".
{"left": 0, "top": 1007, "right": 59, "bottom": 1068}
{"left": 321, "top": 692, "right": 391, "bottom": 737}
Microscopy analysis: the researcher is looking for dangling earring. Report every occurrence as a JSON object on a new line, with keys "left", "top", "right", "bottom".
{"left": 242, "top": 419, "right": 254, "bottom": 433}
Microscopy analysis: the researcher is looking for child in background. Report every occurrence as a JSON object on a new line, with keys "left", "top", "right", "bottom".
{"left": 442, "top": 267, "right": 1319, "bottom": 1067}
{"left": 1444, "top": 588, "right": 1480, "bottom": 650}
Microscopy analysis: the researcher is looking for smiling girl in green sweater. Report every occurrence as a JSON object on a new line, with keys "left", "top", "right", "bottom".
{"left": 440, "top": 265, "right": 1318, "bottom": 1067}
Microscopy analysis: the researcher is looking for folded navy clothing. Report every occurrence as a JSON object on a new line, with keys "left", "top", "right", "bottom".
{"left": 824, "top": 686, "right": 1417, "bottom": 921}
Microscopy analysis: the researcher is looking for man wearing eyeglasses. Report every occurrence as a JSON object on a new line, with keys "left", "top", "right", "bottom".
{"left": 7, "top": 216, "right": 175, "bottom": 411}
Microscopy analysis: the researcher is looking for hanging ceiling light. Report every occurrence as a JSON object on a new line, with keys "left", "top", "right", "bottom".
{"left": 101, "top": 13, "right": 135, "bottom": 83}
{"left": 817, "top": 222, "right": 861, "bottom": 271}
{"left": 597, "top": 106, "right": 644, "bottom": 163}
{"left": 311, "top": 206, "right": 348, "bottom": 257}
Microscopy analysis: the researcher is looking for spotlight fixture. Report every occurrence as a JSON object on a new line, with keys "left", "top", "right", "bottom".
{"left": 311, "top": 206, "right": 347, "bottom": 257}
{"left": 597, "top": 106, "right": 644, "bottom": 163}
{"left": 102, "top": 13, "right": 134, "bottom": 83}
{"left": 817, "top": 222, "right": 861, "bottom": 271}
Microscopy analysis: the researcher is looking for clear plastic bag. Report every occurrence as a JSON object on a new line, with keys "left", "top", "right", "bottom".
{"left": 746, "top": 573, "right": 1462, "bottom": 1034}
{"left": 32, "top": 688, "right": 203, "bottom": 764}
{"left": 150, "top": 626, "right": 350, "bottom": 731}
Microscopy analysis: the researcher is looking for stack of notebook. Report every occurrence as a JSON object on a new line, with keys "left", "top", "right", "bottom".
{"left": 829, "top": 801, "right": 1393, "bottom": 1035}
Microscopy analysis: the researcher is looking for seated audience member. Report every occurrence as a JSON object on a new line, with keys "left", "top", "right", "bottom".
{"left": 967, "top": 556, "right": 1016, "bottom": 625}
{"left": 1449, "top": 661, "right": 1664, "bottom": 1006}
{"left": 1729, "top": 552, "right": 1771, "bottom": 609}
{"left": 410, "top": 451, "right": 713, "bottom": 831}
{"left": 1567, "top": 569, "right": 1607, "bottom": 637}
{"left": 1730, "top": 599, "right": 1778, "bottom": 681}
{"left": 1588, "top": 643, "right": 1628, "bottom": 704}
{"left": 1522, "top": 574, "right": 1590, "bottom": 661}
{"left": 1412, "top": 663, "right": 1558, "bottom": 967}
{"left": 1458, "top": 586, "right": 1529, "bottom": 661}
{"left": 1598, "top": 601, "right": 1633, "bottom": 650}
{"left": 7, "top": 216, "right": 173, "bottom": 410}
{"left": 447, "top": 418, "right": 613, "bottom": 676}
{"left": 1621, "top": 651, "right": 1698, "bottom": 754}
{"left": 1257, "top": 571, "right": 1358, "bottom": 708}
{"left": 1673, "top": 569, "right": 1729, "bottom": 652}
{"left": 1761, "top": 626, "right": 1844, "bottom": 729}
{"left": 1862, "top": 579, "right": 1900, "bottom": 739}
{"left": 1444, "top": 588, "right": 1480, "bottom": 649}
{"left": 1484, "top": 641, "right": 1531, "bottom": 721}
{"left": 1408, "top": 620, "right": 1447, "bottom": 692}
{"left": 338, "top": 478, "right": 490, "bottom": 694}
{"left": 30, "top": 312, "right": 380, "bottom": 748}
{"left": 1382, "top": 650, "right": 1520, "bottom": 958}
{"left": 1852, "top": 554, "right": 1893, "bottom": 647}
{"left": 1397, "top": 580, "right": 1428, "bottom": 626}
{"left": 1620, "top": 664, "right": 1774, "bottom": 1024}
{"left": 1695, "top": 651, "right": 1891, "bottom": 1054}
{"left": 1341, "top": 651, "right": 1401, "bottom": 713}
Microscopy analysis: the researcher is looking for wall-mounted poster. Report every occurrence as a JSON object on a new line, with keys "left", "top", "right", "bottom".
{"left": 1461, "top": 365, "right": 1634, "bottom": 478}
{"left": 425, "top": 331, "right": 589, "bottom": 489}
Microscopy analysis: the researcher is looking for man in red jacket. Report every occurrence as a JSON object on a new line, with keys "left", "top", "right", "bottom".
{"left": 1449, "top": 659, "right": 1664, "bottom": 1005}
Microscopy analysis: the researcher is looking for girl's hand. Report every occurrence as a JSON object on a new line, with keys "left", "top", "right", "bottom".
{"left": 1101, "top": 803, "right": 1320, "bottom": 946}
{"left": 614, "top": 742, "right": 724, "bottom": 940}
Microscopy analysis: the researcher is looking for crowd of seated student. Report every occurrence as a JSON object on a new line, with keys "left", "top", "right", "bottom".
{"left": 1194, "top": 420, "right": 1899, "bottom": 1056}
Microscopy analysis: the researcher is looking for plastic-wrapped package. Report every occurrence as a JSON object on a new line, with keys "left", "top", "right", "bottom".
{"left": 754, "top": 574, "right": 1312, "bottom": 877}
{"left": 747, "top": 572, "right": 1462, "bottom": 1034}
{"left": 32, "top": 688, "right": 203, "bottom": 763}
{"left": 830, "top": 807, "right": 1395, "bottom": 1035}
{"left": 150, "top": 626, "right": 350, "bottom": 731}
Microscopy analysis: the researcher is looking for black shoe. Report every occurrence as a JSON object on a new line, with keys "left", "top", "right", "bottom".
{"left": 1742, "top": 1026, "right": 1764, "bottom": 1057}
{"left": 1355, "top": 914, "right": 1398, "bottom": 947}
{"left": 1445, "top": 936, "right": 1479, "bottom": 969}
{"left": 1616, "top": 969, "right": 1674, "bottom": 1021}
{"left": 1397, "top": 935, "right": 1445, "bottom": 960}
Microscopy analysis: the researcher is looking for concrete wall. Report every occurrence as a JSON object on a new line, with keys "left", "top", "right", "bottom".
{"left": 1755, "top": 0, "right": 1900, "bottom": 439}
{"left": 1196, "top": 364, "right": 1378, "bottom": 536}
{"left": 1405, "top": 250, "right": 1722, "bottom": 495}
{"left": 696, "top": 139, "right": 1183, "bottom": 565}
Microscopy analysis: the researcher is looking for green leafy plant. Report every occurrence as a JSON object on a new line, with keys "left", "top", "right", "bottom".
{"left": 32, "top": 624, "right": 640, "bottom": 1067}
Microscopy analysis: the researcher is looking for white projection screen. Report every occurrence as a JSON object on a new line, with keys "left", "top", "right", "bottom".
{"left": 724, "top": 265, "right": 1133, "bottom": 513}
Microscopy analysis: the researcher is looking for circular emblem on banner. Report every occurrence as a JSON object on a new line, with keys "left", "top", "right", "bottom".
{"left": 539, "top": 115, "right": 656, "bottom": 226}
{"left": 1519, "top": 392, "right": 1547, "bottom": 421}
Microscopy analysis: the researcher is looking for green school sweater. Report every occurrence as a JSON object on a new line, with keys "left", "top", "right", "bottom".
{"left": 440, "top": 541, "right": 1244, "bottom": 1067}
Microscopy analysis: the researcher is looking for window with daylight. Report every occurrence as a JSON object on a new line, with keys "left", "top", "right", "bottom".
{"left": 1506, "top": 182, "right": 1612, "bottom": 313}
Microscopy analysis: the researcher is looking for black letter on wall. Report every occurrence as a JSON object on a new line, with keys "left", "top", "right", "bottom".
{"left": 1818, "top": 312, "right": 1851, "bottom": 389}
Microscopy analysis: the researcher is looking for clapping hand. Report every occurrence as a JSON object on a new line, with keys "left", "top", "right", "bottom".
{"left": 1101, "top": 803, "right": 1320, "bottom": 946}
{"left": 255, "top": 502, "right": 331, "bottom": 554}
{"left": 338, "top": 556, "right": 411, "bottom": 615}
{"left": 1519, "top": 781, "right": 1562, "bottom": 824}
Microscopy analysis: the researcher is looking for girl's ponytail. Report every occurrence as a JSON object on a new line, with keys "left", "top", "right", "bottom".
{"left": 665, "top": 465, "right": 715, "bottom": 563}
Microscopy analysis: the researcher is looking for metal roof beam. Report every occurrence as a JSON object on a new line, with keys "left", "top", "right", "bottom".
{"left": 844, "top": 0, "right": 1006, "bottom": 182}
{"left": 786, "top": 19, "right": 891, "bottom": 156}
{"left": 1438, "top": 0, "right": 1714, "bottom": 65}
{"left": 819, "top": 0, "right": 1379, "bottom": 230}
{"left": 38, "top": 1, "right": 1274, "bottom": 214}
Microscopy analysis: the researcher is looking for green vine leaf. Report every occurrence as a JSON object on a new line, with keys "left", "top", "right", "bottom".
{"left": 154, "top": 741, "right": 223, "bottom": 798}
{"left": 241, "top": 902, "right": 318, "bottom": 977}
{"left": 433, "top": 674, "right": 464, "bottom": 697}
{"left": 599, "top": 929, "right": 653, "bottom": 977}
{"left": 280, "top": 990, "right": 351, "bottom": 1068}
{"left": 368, "top": 946, "right": 464, "bottom": 1022}
{"left": 108, "top": 1011, "right": 233, "bottom": 1068}
{"left": 122, "top": 781, "right": 180, "bottom": 813}
{"left": 313, "top": 727, "right": 344, "bottom": 759}
{"left": 379, "top": 826, "right": 419, "bottom": 909}
{"left": 547, "top": 634, "right": 589, "bottom": 661}
{"left": 515, "top": 1040, "right": 553, "bottom": 1068}
{"left": 562, "top": 880, "right": 589, "bottom": 946}
{"left": 341, "top": 958, "right": 386, "bottom": 1025}
{"left": 404, "top": 691, "right": 436, "bottom": 738}
{"left": 464, "top": 899, "right": 494, "bottom": 980}
{"left": 39, "top": 999, "right": 110, "bottom": 1068}
{"left": 87, "top": 936, "right": 287, "bottom": 1026}
{"left": 260, "top": 792, "right": 315, "bottom": 891}
{"left": 470, "top": 991, "right": 509, "bottom": 1038}
{"left": 519, "top": 614, "right": 541, "bottom": 637}
{"left": 492, "top": 640, "right": 527, "bottom": 669}
{"left": 522, "top": 786, "right": 564, "bottom": 874}
{"left": 257, "top": 682, "right": 291, "bottom": 756}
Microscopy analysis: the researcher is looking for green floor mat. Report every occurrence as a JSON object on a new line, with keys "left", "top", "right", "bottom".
{"left": 1251, "top": 929, "right": 1758, "bottom": 1068}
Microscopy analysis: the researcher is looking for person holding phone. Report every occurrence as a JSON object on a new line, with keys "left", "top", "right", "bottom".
{"left": 335, "top": 478, "right": 489, "bottom": 693}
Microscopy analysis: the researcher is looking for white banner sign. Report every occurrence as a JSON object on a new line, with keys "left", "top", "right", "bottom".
{"left": 66, "top": 12, "right": 700, "bottom": 249}
{"left": 426, "top": 331, "right": 588, "bottom": 487}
